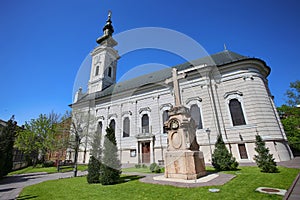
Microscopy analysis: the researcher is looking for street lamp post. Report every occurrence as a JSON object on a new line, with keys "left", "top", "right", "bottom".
{"left": 206, "top": 128, "right": 213, "bottom": 162}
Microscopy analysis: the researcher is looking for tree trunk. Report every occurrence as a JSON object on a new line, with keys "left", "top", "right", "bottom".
{"left": 73, "top": 135, "right": 80, "bottom": 177}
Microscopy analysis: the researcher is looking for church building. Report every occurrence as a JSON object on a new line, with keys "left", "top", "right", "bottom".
{"left": 71, "top": 13, "right": 293, "bottom": 164}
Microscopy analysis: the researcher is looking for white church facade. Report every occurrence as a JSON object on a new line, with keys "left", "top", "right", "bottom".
{"left": 71, "top": 13, "right": 293, "bottom": 164}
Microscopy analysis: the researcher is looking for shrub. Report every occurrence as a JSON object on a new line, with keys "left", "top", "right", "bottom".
{"left": 42, "top": 160, "right": 54, "bottom": 168}
{"left": 100, "top": 127, "right": 121, "bottom": 185}
{"left": 0, "top": 116, "right": 17, "bottom": 178}
{"left": 142, "top": 164, "right": 147, "bottom": 168}
{"left": 212, "top": 134, "right": 239, "bottom": 171}
{"left": 135, "top": 164, "right": 141, "bottom": 168}
{"left": 149, "top": 163, "right": 158, "bottom": 172}
{"left": 254, "top": 135, "right": 278, "bottom": 173}
{"left": 87, "top": 156, "right": 101, "bottom": 184}
{"left": 154, "top": 165, "right": 161, "bottom": 173}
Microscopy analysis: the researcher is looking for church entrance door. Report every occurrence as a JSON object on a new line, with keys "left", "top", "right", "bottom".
{"left": 142, "top": 142, "right": 150, "bottom": 163}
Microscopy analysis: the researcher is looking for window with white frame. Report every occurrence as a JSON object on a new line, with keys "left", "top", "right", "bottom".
{"left": 108, "top": 67, "right": 112, "bottom": 77}
{"left": 95, "top": 66, "right": 100, "bottom": 76}
{"left": 109, "top": 119, "right": 116, "bottom": 131}
{"left": 190, "top": 104, "right": 203, "bottom": 129}
{"left": 123, "top": 117, "right": 130, "bottom": 137}
{"left": 229, "top": 99, "right": 246, "bottom": 126}
{"left": 97, "top": 121, "right": 103, "bottom": 135}
{"left": 141, "top": 114, "right": 149, "bottom": 133}
{"left": 162, "top": 110, "right": 169, "bottom": 133}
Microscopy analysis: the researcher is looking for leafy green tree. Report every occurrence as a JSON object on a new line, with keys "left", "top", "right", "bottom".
{"left": 87, "top": 156, "right": 101, "bottom": 184}
{"left": 285, "top": 80, "right": 300, "bottom": 107}
{"left": 15, "top": 114, "right": 57, "bottom": 166}
{"left": 277, "top": 105, "right": 300, "bottom": 151}
{"left": 277, "top": 80, "right": 300, "bottom": 152}
{"left": 100, "top": 127, "right": 121, "bottom": 185}
{"left": 254, "top": 135, "right": 278, "bottom": 173}
{"left": 0, "top": 116, "right": 17, "bottom": 178}
{"left": 212, "top": 134, "right": 238, "bottom": 171}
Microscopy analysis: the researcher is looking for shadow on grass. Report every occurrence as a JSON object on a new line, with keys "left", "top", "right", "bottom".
{"left": 205, "top": 168, "right": 241, "bottom": 175}
{"left": 119, "top": 175, "right": 145, "bottom": 183}
{"left": 17, "top": 194, "right": 38, "bottom": 200}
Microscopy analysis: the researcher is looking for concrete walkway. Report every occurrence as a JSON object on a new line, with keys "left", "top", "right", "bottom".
{"left": 0, "top": 171, "right": 87, "bottom": 200}
{"left": 284, "top": 173, "right": 300, "bottom": 200}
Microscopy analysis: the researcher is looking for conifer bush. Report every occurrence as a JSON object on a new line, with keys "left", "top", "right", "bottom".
{"left": 100, "top": 127, "right": 121, "bottom": 185}
{"left": 149, "top": 163, "right": 158, "bottom": 172}
{"left": 212, "top": 134, "right": 239, "bottom": 171}
{"left": 254, "top": 135, "right": 278, "bottom": 173}
{"left": 87, "top": 156, "right": 101, "bottom": 184}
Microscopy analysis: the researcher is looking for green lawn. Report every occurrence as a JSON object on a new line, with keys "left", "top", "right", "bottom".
{"left": 18, "top": 166, "right": 300, "bottom": 200}
{"left": 8, "top": 164, "right": 88, "bottom": 175}
{"left": 122, "top": 167, "right": 152, "bottom": 173}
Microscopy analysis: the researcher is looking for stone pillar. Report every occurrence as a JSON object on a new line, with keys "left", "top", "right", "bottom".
{"left": 139, "top": 142, "right": 142, "bottom": 164}
{"left": 164, "top": 105, "right": 206, "bottom": 180}
{"left": 150, "top": 139, "right": 154, "bottom": 163}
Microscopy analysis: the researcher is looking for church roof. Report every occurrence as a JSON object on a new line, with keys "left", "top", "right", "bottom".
{"left": 75, "top": 50, "right": 268, "bottom": 104}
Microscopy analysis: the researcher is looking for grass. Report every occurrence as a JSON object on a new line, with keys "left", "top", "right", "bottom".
{"left": 122, "top": 167, "right": 152, "bottom": 173}
{"left": 8, "top": 164, "right": 88, "bottom": 175}
{"left": 18, "top": 166, "right": 300, "bottom": 200}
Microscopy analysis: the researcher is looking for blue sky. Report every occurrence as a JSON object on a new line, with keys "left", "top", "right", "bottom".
{"left": 1, "top": 0, "right": 299, "bottom": 125}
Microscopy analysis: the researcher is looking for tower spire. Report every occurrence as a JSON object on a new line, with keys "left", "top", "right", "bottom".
{"left": 103, "top": 10, "right": 114, "bottom": 36}
{"left": 96, "top": 10, "right": 115, "bottom": 44}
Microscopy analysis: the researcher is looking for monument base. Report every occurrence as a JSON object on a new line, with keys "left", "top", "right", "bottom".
{"left": 164, "top": 150, "right": 206, "bottom": 180}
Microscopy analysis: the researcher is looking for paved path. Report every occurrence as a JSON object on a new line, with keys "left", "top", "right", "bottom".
{"left": 284, "top": 173, "right": 300, "bottom": 200}
{"left": 0, "top": 171, "right": 87, "bottom": 200}
{"left": 138, "top": 172, "right": 236, "bottom": 188}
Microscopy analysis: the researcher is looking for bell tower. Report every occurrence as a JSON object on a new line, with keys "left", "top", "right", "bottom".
{"left": 88, "top": 11, "right": 119, "bottom": 94}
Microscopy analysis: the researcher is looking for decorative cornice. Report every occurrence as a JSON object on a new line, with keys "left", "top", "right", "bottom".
{"left": 185, "top": 97, "right": 202, "bottom": 105}
{"left": 139, "top": 107, "right": 151, "bottom": 114}
{"left": 108, "top": 113, "right": 117, "bottom": 119}
{"left": 223, "top": 90, "right": 243, "bottom": 99}
{"left": 159, "top": 103, "right": 173, "bottom": 110}
{"left": 122, "top": 111, "right": 132, "bottom": 117}
{"left": 97, "top": 116, "right": 105, "bottom": 120}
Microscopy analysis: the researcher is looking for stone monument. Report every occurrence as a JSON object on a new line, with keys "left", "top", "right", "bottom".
{"left": 164, "top": 68, "right": 206, "bottom": 180}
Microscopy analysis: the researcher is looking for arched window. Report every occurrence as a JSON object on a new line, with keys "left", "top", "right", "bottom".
{"left": 95, "top": 66, "right": 99, "bottom": 76}
{"left": 123, "top": 117, "right": 130, "bottom": 137}
{"left": 108, "top": 67, "right": 112, "bottom": 77}
{"left": 109, "top": 119, "right": 116, "bottom": 131}
{"left": 229, "top": 99, "right": 246, "bottom": 126}
{"left": 162, "top": 110, "right": 169, "bottom": 133}
{"left": 97, "top": 121, "right": 102, "bottom": 135}
{"left": 142, "top": 114, "right": 149, "bottom": 133}
{"left": 190, "top": 104, "right": 203, "bottom": 129}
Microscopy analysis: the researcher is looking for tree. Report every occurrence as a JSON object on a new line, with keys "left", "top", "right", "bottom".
{"left": 212, "top": 134, "right": 239, "bottom": 171}
{"left": 254, "top": 135, "right": 278, "bottom": 173}
{"left": 100, "top": 127, "right": 121, "bottom": 185}
{"left": 277, "top": 105, "right": 300, "bottom": 151}
{"left": 69, "top": 110, "right": 95, "bottom": 177}
{"left": 15, "top": 113, "right": 57, "bottom": 166}
{"left": 0, "top": 116, "right": 17, "bottom": 178}
{"left": 87, "top": 156, "right": 101, "bottom": 184}
{"left": 277, "top": 80, "right": 300, "bottom": 152}
{"left": 48, "top": 117, "right": 71, "bottom": 162}
{"left": 285, "top": 80, "right": 300, "bottom": 107}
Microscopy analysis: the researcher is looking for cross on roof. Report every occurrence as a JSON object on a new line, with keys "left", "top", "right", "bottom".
{"left": 165, "top": 68, "right": 186, "bottom": 106}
